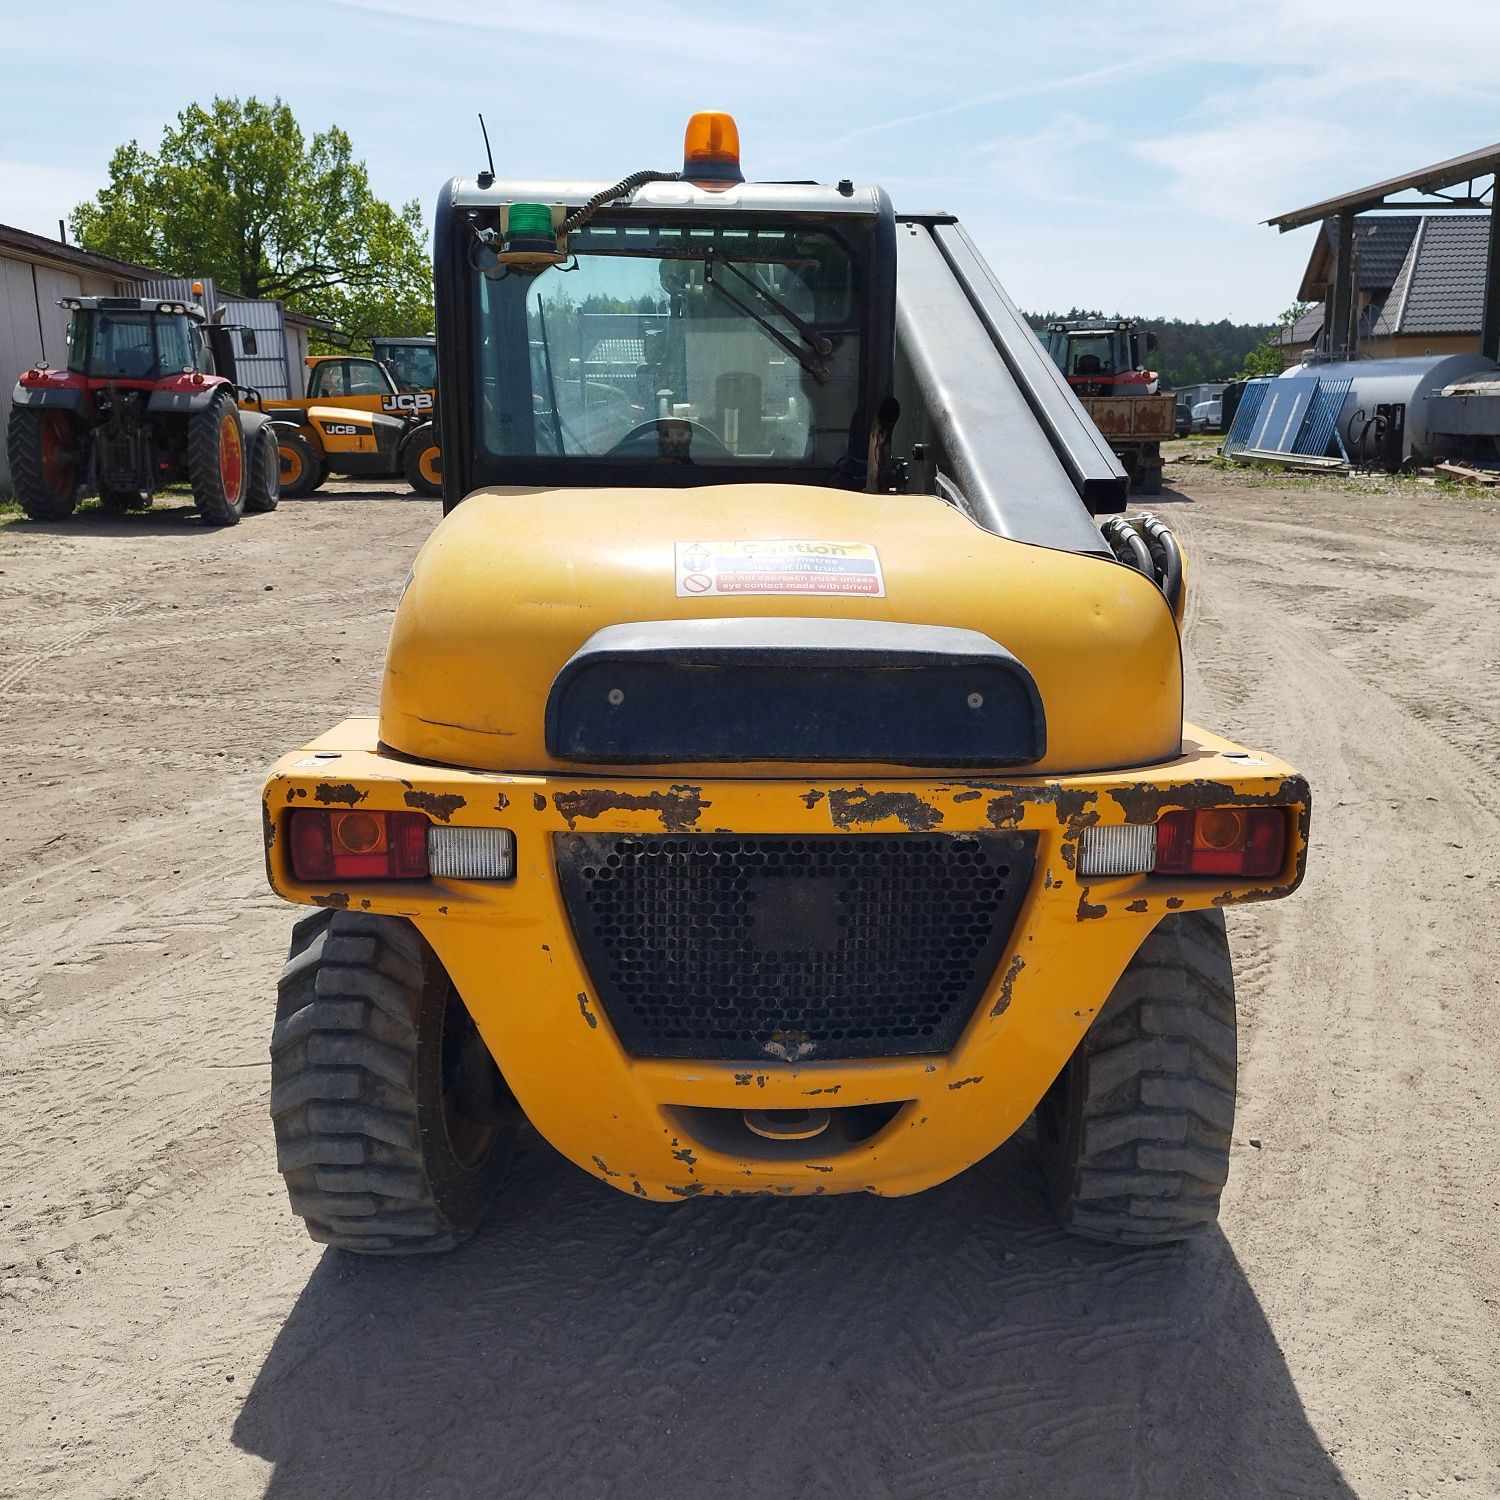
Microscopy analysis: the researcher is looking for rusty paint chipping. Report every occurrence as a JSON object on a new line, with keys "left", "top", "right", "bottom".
{"left": 552, "top": 784, "right": 709, "bottom": 833}
{"left": 315, "top": 891, "right": 350, "bottom": 909}
{"left": 496, "top": 792, "right": 511, "bottom": 811}
{"left": 989, "top": 953, "right": 1026, "bottom": 1018}
{"left": 668, "top": 1182, "right": 705, "bottom": 1197}
{"left": 807, "top": 1163, "right": 833, "bottom": 1173}
{"left": 1126, "top": 898, "right": 1148, "bottom": 913}
{"left": 591, "top": 1155, "right": 620, "bottom": 1178}
{"left": 800, "top": 789, "right": 825, "bottom": 809}
{"left": 948, "top": 1076, "right": 982, "bottom": 1091}
{"left": 733, "top": 1072, "right": 752, "bottom": 1086}
{"left": 313, "top": 782, "right": 365, "bottom": 807}
{"left": 828, "top": 787, "right": 943, "bottom": 832}
{"left": 671, "top": 1146, "right": 698, "bottom": 1165}
{"left": 630, "top": 1178, "right": 647, "bottom": 1198}
{"left": 576, "top": 991, "right": 599, "bottom": 1029}
{"left": 1077, "top": 890, "right": 1107, "bottom": 921}
{"left": 403, "top": 788, "right": 466, "bottom": 822}
{"left": 803, "top": 1084, "right": 842, "bottom": 1096}
{"left": 952, "top": 789, "right": 982, "bottom": 803}
{"left": 1165, "top": 896, "right": 1185, "bottom": 909}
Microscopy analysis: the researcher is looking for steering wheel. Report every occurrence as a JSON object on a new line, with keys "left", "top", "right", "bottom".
{"left": 605, "top": 418, "right": 733, "bottom": 462}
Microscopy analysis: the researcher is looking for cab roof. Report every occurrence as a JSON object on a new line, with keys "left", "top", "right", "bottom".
{"left": 445, "top": 175, "right": 886, "bottom": 218}
{"left": 59, "top": 295, "right": 206, "bottom": 320}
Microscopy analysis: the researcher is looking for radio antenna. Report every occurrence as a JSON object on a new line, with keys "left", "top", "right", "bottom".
{"left": 477, "top": 113, "right": 496, "bottom": 188}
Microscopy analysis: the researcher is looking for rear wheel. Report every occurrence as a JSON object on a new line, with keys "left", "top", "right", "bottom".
{"left": 244, "top": 424, "right": 281, "bottom": 513}
{"left": 7, "top": 406, "right": 81, "bottom": 520}
{"left": 270, "top": 910, "right": 519, "bottom": 1254}
{"left": 276, "top": 429, "right": 324, "bottom": 498}
{"left": 402, "top": 423, "right": 442, "bottom": 497}
{"left": 1037, "top": 910, "right": 1236, "bottom": 1246}
{"left": 188, "top": 391, "right": 247, "bottom": 526}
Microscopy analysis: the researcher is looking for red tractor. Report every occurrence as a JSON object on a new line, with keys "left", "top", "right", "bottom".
{"left": 1043, "top": 318, "right": 1174, "bottom": 495}
{"left": 6, "top": 295, "right": 280, "bottom": 526}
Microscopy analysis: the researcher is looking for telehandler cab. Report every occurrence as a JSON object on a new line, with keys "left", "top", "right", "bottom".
{"left": 261, "top": 114, "right": 1310, "bottom": 1253}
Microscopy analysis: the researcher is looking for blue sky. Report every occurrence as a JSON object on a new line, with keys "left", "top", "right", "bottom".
{"left": 3, "top": 0, "right": 1498, "bottom": 323}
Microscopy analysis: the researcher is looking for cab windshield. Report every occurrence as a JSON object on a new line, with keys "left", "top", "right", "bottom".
{"left": 68, "top": 312, "right": 195, "bottom": 380}
{"left": 1048, "top": 331, "right": 1119, "bottom": 377}
{"left": 474, "top": 221, "right": 861, "bottom": 469}
{"left": 380, "top": 343, "right": 438, "bottom": 393}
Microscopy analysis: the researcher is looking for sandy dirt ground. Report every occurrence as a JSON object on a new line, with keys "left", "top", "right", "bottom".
{"left": 1, "top": 470, "right": 1497, "bottom": 1499}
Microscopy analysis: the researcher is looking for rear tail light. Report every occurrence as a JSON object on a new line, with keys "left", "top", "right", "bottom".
{"left": 289, "top": 809, "right": 430, "bottom": 880}
{"left": 1154, "top": 807, "right": 1286, "bottom": 878}
{"left": 1079, "top": 807, "right": 1288, "bottom": 880}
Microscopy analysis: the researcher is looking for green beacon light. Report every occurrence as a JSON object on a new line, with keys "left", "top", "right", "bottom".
{"left": 499, "top": 202, "right": 566, "bottom": 270}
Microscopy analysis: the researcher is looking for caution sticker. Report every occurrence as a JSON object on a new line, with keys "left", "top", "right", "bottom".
{"left": 675, "top": 540, "right": 885, "bottom": 597}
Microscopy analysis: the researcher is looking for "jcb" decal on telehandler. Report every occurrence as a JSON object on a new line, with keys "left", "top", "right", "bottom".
{"left": 381, "top": 393, "right": 435, "bottom": 415}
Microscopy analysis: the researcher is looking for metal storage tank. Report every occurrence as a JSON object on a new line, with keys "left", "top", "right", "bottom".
{"left": 1281, "top": 354, "right": 1496, "bottom": 460}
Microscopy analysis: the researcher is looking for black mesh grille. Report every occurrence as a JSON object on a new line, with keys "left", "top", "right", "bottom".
{"left": 554, "top": 832, "right": 1036, "bottom": 1061}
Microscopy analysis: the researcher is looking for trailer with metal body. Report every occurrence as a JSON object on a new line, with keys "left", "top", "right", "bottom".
{"left": 1042, "top": 318, "right": 1174, "bottom": 493}
{"left": 259, "top": 115, "right": 1309, "bottom": 1254}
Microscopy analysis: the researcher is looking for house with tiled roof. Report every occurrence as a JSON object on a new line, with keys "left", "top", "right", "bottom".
{"left": 1278, "top": 213, "right": 1489, "bottom": 362}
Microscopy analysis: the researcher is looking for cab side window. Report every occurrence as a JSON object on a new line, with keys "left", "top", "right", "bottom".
{"left": 308, "top": 361, "right": 346, "bottom": 398}
{"left": 345, "top": 360, "right": 391, "bottom": 397}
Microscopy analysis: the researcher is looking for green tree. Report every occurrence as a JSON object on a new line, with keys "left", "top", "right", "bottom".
{"left": 1238, "top": 303, "right": 1312, "bottom": 379}
{"left": 70, "top": 97, "right": 432, "bottom": 346}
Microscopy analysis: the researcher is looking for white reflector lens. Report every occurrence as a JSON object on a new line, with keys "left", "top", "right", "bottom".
{"left": 1079, "top": 823, "right": 1157, "bottom": 877}
{"left": 427, "top": 826, "right": 515, "bottom": 879}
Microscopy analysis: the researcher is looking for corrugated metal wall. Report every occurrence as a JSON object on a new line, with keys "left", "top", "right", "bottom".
{"left": 144, "top": 276, "right": 298, "bottom": 398}
{"left": 0, "top": 254, "right": 133, "bottom": 490}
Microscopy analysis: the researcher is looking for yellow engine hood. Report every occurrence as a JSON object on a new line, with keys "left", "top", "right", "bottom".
{"left": 379, "top": 485, "right": 1182, "bottom": 777}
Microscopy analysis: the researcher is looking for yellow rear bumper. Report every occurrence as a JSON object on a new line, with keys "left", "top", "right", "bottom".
{"left": 262, "top": 720, "right": 1308, "bottom": 1201}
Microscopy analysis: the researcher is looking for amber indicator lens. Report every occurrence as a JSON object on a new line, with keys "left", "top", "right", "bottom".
{"left": 1155, "top": 807, "right": 1286, "bottom": 878}
{"left": 332, "top": 811, "right": 384, "bottom": 855}
{"left": 288, "top": 809, "right": 430, "bottom": 881}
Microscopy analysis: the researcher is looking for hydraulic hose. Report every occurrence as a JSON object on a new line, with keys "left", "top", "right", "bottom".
{"left": 560, "top": 170, "right": 682, "bottom": 234}
{"left": 1101, "top": 516, "right": 1154, "bottom": 578}
{"left": 1134, "top": 512, "right": 1183, "bottom": 616}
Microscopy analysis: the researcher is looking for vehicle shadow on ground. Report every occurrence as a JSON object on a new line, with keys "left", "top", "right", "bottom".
{"left": 232, "top": 1128, "right": 1354, "bottom": 1500}
{"left": 3, "top": 503, "right": 239, "bottom": 537}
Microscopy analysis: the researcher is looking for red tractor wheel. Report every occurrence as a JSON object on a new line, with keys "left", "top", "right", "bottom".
{"left": 6, "top": 406, "right": 81, "bottom": 521}
{"left": 189, "top": 390, "right": 247, "bottom": 527}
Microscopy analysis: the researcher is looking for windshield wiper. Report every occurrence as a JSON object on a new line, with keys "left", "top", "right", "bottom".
{"left": 702, "top": 251, "right": 833, "bottom": 383}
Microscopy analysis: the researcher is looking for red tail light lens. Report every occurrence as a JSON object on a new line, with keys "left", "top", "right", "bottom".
{"left": 288, "top": 809, "right": 430, "bottom": 881}
{"left": 1155, "top": 807, "right": 1286, "bottom": 878}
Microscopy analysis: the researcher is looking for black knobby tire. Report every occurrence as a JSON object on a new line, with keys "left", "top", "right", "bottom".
{"left": 7, "top": 405, "right": 80, "bottom": 521}
{"left": 402, "top": 423, "right": 442, "bottom": 496}
{"left": 1038, "top": 910, "right": 1236, "bottom": 1246}
{"left": 276, "top": 429, "right": 324, "bottom": 498}
{"left": 188, "top": 389, "right": 247, "bottom": 526}
{"left": 244, "top": 424, "right": 281, "bottom": 513}
{"left": 270, "top": 910, "right": 519, "bottom": 1254}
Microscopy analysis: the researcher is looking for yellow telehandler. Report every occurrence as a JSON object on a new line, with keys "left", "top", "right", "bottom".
{"left": 260, "top": 113, "right": 1309, "bottom": 1253}
{"left": 248, "top": 352, "right": 441, "bottom": 497}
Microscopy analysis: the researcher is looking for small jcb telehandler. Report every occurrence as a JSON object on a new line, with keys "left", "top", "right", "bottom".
{"left": 261, "top": 114, "right": 1310, "bottom": 1253}
{"left": 250, "top": 352, "right": 440, "bottom": 498}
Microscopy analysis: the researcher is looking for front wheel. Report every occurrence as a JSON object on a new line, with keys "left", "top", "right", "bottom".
{"left": 7, "top": 406, "right": 81, "bottom": 520}
{"left": 276, "top": 429, "right": 324, "bottom": 498}
{"left": 1037, "top": 910, "right": 1236, "bottom": 1246}
{"left": 402, "top": 423, "right": 442, "bottom": 497}
{"left": 188, "top": 391, "right": 247, "bottom": 526}
{"left": 270, "top": 910, "right": 519, "bottom": 1253}
{"left": 244, "top": 424, "right": 281, "bottom": 513}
